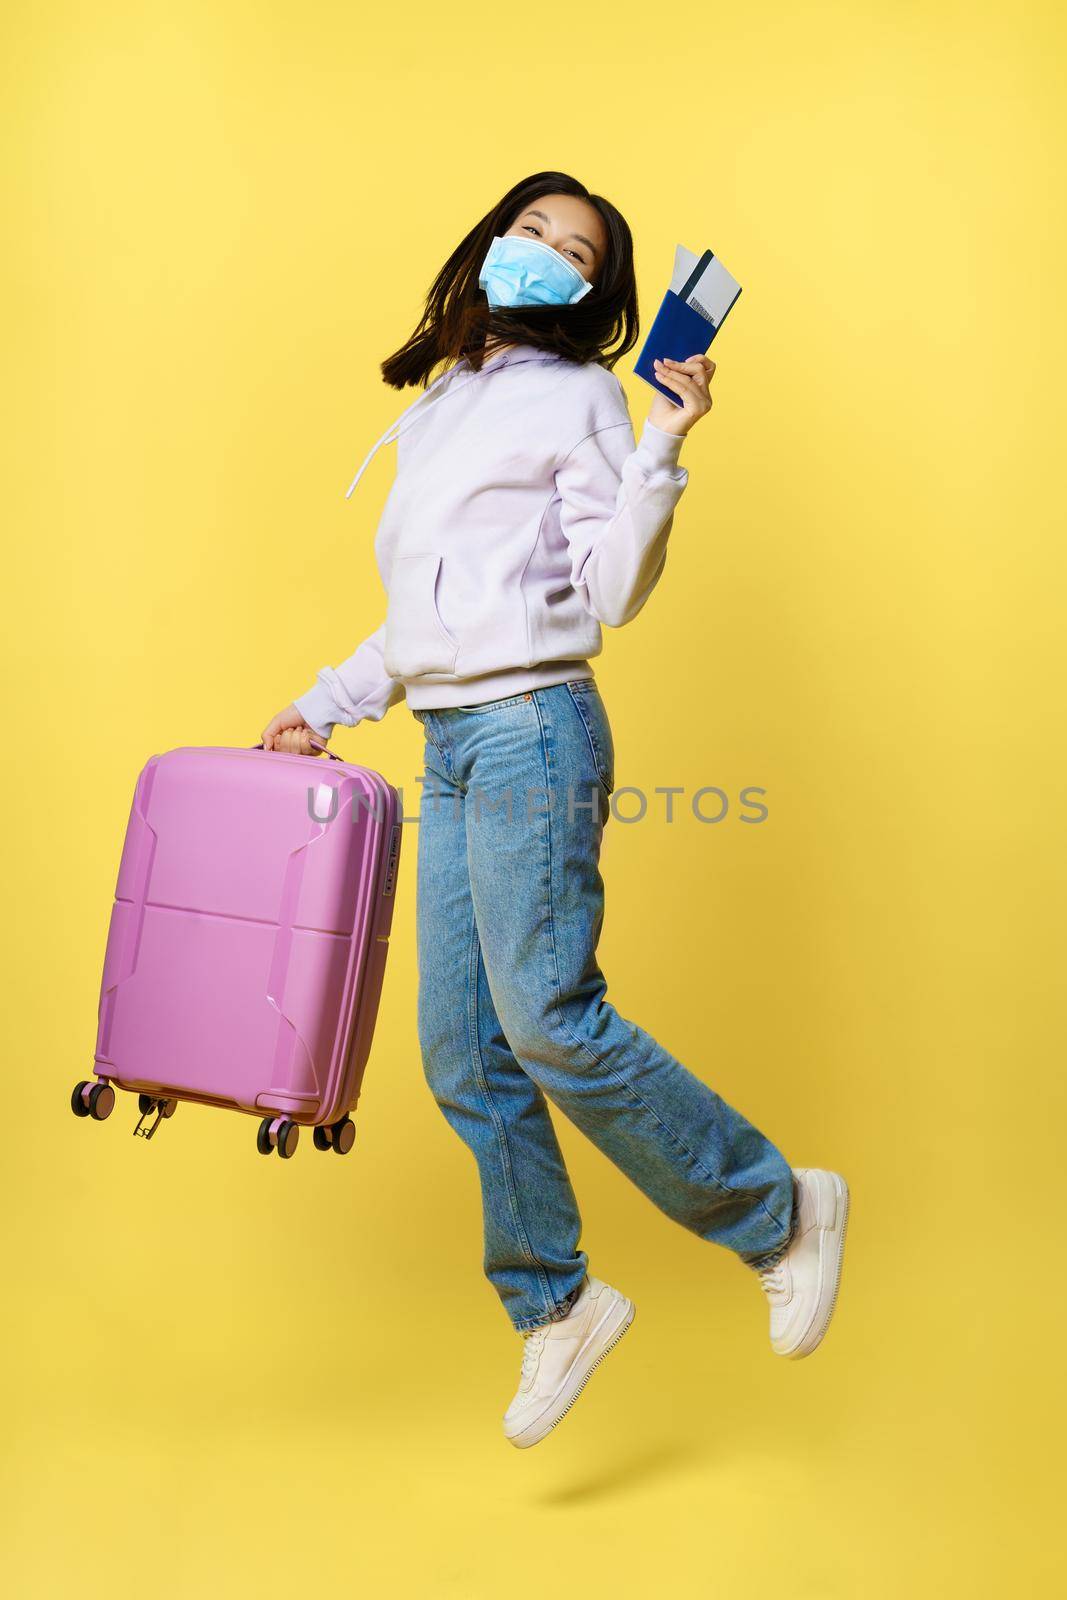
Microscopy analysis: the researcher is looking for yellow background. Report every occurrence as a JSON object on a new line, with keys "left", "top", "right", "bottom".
{"left": 3, "top": 1, "right": 1063, "bottom": 1594}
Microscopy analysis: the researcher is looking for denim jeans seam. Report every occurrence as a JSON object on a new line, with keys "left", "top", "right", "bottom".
{"left": 513, "top": 1289, "right": 581, "bottom": 1334}
{"left": 744, "top": 1192, "right": 797, "bottom": 1270}
{"left": 464, "top": 904, "right": 556, "bottom": 1322}
{"left": 745, "top": 1238, "right": 788, "bottom": 1272}
{"left": 420, "top": 720, "right": 451, "bottom": 774}
{"left": 565, "top": 681, "right": 612, "bottom": 796}
{"left": 452, "top": 692, "right": 530, "bottom": 714}
{"left": 530, "top": 693, "right": 790, "bottom": 1240}
{"left": 513, "top": 1282, "right": 584, "bottom": 1333}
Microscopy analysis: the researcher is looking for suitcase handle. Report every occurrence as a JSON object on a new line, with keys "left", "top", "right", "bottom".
{"left": 307, "top": 734, "right": 343, "bottom": 762}
{"left": 252, "top": 735, "right": 343, "bottom": 762}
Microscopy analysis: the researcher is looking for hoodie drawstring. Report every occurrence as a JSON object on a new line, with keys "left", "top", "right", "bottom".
{"left": 343, "top": 357, "right": 509, "bottom": 501}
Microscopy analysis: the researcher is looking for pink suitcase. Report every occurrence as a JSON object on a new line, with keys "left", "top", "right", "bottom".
{"left": 71, "top": 740, "right": 403, "bottom": 1159}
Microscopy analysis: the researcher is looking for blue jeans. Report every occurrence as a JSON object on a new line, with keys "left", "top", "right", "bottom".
{"left": 412, "top": 681, "right": 797, "bottom": 1333}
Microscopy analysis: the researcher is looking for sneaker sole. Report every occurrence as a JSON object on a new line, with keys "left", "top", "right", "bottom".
{"left": 505, "top": 1296, "right": 636, "bottom": 1449}
{"left": 785, "top": 1171, "right": 849, "bottom": 1359}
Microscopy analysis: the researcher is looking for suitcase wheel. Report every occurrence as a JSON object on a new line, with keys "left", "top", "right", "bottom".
{"left": 257, "top": 1116, "right": 300, "bottom": 1159}
{"left": 332, "top": 1117, "right": 356, "bottom": 1156}
{"left": 312, "top": 1116, "right": 356, "bottom": 1155}
{"left": 133, "top": 1095, "right": 179, "bottom": 1139}
{"left": 71, "top": 1080, "right": 115, "bottom": 1122}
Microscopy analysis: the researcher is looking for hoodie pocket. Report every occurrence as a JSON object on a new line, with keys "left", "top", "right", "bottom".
{"left": 384, "top": 553, "right": 459, "bottom": 678}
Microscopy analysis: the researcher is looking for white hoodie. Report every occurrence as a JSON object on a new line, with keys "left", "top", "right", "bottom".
{"left": 294, "top": 342, "right": 690, "bottom": 737}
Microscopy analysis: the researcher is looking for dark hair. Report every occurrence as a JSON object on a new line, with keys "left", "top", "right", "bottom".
{"left": 380, "top": 171, "right": 639, "bottom": 392}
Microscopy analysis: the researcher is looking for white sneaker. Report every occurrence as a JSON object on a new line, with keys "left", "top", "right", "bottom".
{"left": 503, "top": 1276, "right": 635, "bottom": 1449}
{"left": 755, "top": 1168, "right": 850, "bottom": 1358}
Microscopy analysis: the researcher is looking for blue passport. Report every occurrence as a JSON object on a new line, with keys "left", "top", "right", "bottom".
{"left": 633, "top": 244, "right": 742, "bottom": 405}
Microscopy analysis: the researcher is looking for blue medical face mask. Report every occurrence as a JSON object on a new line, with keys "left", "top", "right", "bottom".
{"left": 478, "top": 233, "right": 594, "bottom": 309}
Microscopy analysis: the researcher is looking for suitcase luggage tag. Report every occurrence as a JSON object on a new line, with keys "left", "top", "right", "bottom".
{"left": 633, "top": 243, "right": 742, "bottom": 405}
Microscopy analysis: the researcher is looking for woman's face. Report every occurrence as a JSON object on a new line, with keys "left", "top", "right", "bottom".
{"left": 503, "top": 193, "right": 607, "bottom": 287}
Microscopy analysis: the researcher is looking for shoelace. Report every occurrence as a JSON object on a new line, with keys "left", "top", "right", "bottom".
{"left": 519, "top": 1327, "right": 547, "bottom": 1387}
{"left": 757, "top": 1260, "right": 789, "bottom": 1304}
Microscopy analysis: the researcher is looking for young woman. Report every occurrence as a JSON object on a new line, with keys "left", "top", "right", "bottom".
{"left": 262, "top": 172, "right": 849, "bottom": 1449}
